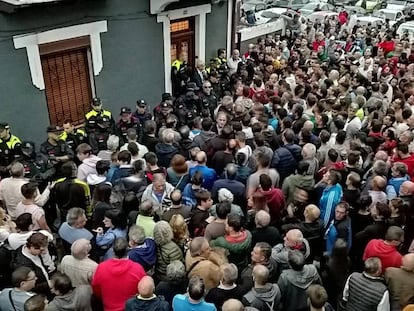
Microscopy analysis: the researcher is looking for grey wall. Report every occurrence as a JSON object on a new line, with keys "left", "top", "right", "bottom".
{"left": 0, "top": 0, "right": 164, "bottom": 146}
{"left": 206, "top": 2, "right": 229, "bottom": 60}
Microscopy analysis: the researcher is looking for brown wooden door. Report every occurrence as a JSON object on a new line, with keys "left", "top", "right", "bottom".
{"left": 41, "top": 48, "right": 93, "bottom": 126}
{"left": 171, "top": 17, "right": 195, "bottom": 69}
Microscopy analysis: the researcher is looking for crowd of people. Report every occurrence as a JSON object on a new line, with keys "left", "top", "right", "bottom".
{"left": 0, "top": 6, "right": 413, "bottom": 311}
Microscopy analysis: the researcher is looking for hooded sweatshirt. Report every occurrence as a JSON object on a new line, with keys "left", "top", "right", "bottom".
{"left": 155, "top": 143, "right": 178, "bottom": 168}
{"left": 259, "top": 188, "right": 285, "bottom": 225}
{"left": 277, "top": 265, "right": 321, "bottom": 311}
{"left": 363, "top": 239, "right": 402, "bottom": 272}
{"left": 282, "top": 174, "right": 315, "bottom": 205}
{"left": 193, "top": 131, "right": 216, "bottom": 149}
{"left": 91, "top": 259, "right": 146, "bottom": 311}
{"left": 242, "top": 283, "right": 281, "bottom": 311}
{"left": 46, "top": 285, "right": 93, "bottom": 311}
{"left": 127, "top": 238, "right": 157, "bottom": 271}
{"left": 77, "top": 155, "right": 101, "bottom": 182}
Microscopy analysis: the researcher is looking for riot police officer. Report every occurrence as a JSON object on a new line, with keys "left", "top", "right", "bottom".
{"left": 40, "top": 126, "right": 74, "bottom": 179}
{"left": 17, "top": 141, "right": 55, "bottom": 183}
{"left": 60, "top": 120, "right": 86, "bottom": 153}
{"left": 0, "top": 122, "right": 21, "bottom": 177}
{"left": 85, "top": 97, "right": 114, "bottom": 154}
{"left": 154, "top": 94, "right": 175, "bottom": 130}
{"left": 116, "top": 107, "right": 139, "bottom": 145}
{"left": 175, "top": 82, "right": 201, "bottom": 127}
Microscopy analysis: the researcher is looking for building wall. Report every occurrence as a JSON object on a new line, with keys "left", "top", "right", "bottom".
{"left": 0, "top": 0, "right": 228, "bottom": 146}
{"left": 206, "top": 2, "right": 229, "bottom": 62}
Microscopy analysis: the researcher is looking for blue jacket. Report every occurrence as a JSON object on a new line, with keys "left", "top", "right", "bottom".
{"left": 320, "top": 184, "right": 343, "bottom": 228}
{"left": 127, "top": 238, "right": 157, "bottom": 271}
{"left": 189, "top": 165, "right": 217, "bottom": 190}
{"left": 325, "top": 217, "right": 352, "bottom": 255}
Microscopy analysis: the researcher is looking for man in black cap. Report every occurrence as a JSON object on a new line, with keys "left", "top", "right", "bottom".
{"left": 116, "top": 107, "right": 138, "bottom": 145}
{"left": 0, "top": 122, "right": 22, "bottom": 177}
{"left": 40, "top": 125, "right": 74, "bottom": 178}
{"left": 17, "top": 141, "right": 55, "bottom": 183}
{"left": 133, "top": 99, "right": 152, "bottom": 126}
{"left": 154, "top": 93, "right": 175, "bottom": 130}
{"left": 84, "top": 97, "right": 114, "bottom": 153}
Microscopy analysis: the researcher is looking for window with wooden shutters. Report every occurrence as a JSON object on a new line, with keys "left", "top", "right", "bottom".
{"left": 40, "top": 36, "right": 95, "bottom": 126}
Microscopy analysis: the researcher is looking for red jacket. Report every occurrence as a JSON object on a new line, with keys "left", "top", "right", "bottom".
{"left": 92, "top": 259, "right": 146, "bottom": 311}
{"left": 393, "top": 154, "right": 414, "bottom": 181}
{"left": 259, "top": 187, "right": 285, "bottom": 225}
{"left": 363, "top": 239, "right": 402, "bottom": 272}
{"left": 378, "top": 40, "right": 395, "bottom": 56}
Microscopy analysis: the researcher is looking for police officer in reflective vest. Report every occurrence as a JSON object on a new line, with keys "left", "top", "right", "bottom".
{"left": 0, "top": 122, "right": 22, "bottom": 177}
{"left": 116, "top": 107, "right": 139, "bottom": 145}
{"left": 40, "top": 126, "right": 74, "bottom": 179}
{"left": 171, "top": 51, "right": 189, "bottom": 97}
{"left": 85, "top": 97, "right": 114, "bottom": 154}
{"left": 60, "top": 120, "right": 86, "bottom": 154}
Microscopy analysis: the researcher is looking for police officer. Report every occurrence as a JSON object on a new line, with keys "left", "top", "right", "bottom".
{"left": 40, "top": 126, "right": 74, "bottom": 179}
{"left": 60, "top": 119, "right": 86, "bottom": 153}
{"left": 199, "top": 80, "right": 218, "bottom": 118}
{"left": 154, "top": 93, "right": 175, "bottom": 130}
{"left": 85, "top": 97, "right": 114, "bottom": 154}
{"left": 133, "top": 99, "right": 152, "bottom": 125}
{"left": 171, "top": 51, "right": 190, "bottom": 97}
{"left": 17, "top": 141, "right": 55, "bottom": 183}
{"left": 175, "top": 82, "right": 201, "bottom": 127}
{"left": 0, "top": 122, "right": 22, "bottom": 177}
{"left": 116, "top": 107, "right": 139, "bottom": 145}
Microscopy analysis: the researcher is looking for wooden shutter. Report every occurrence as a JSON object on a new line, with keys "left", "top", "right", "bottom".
{"left": 41, "top": 47, "right": 93, "bottom": 126}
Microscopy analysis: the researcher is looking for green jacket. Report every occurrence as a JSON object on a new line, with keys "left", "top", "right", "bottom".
{"left": 211, "top": 231, "right": 252, "bottom": 271}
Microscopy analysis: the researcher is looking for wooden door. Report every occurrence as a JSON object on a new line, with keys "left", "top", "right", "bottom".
{"left": 41, "top": 47, "right": 93, "bottom": 126}
{"left": 171, "top": 17, "right": 195, "bottom": 69}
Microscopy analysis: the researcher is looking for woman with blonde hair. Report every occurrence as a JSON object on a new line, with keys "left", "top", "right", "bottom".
{"left": 169, "top": 214, "right": 190, "bottom": 251}
{"left": 0, "top": 207, "right": 16, "bottom": 243}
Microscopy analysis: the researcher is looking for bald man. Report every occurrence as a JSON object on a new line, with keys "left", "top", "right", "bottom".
{"left": 368, "top": 175, "right": 387, "bottom": 209}
{"left": 189, "top": 151, "right": 217, "bottom": 190}
{"left": 385, "top": 254, "right": 414, "bottom": 311}
{"left": 125, "top": 276, "right": 169, "bottom": 311}
{"left": 271, "top": 229, "right": 310, "bottom": 271}
{"left": 242, "top": 264, "right": 281, "bottom": 310}
{"left": 222, "top": 299, "right": 244, "bottom": 311}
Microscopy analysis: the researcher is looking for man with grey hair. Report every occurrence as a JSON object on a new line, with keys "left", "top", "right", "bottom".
{"left": 301, "top": 143, "right": 319, "bottom": 177}
{"left": 342, "top": 257, "right": 389, "bottom": 311}
{"left": 58, "top": 207, "right": 93, "bottom": 248}
{"left": 155, "top": 128, "right": 179, "bottom": 168}
{"left": 242, "top": 264, "right": 281, "bottom": 310}
{"left": 252, "top": 210, "right": 282, "bottom": 247}
{"left": 127, "top": 225, "right": 156, "bottom": 272}
{"left": 60, "top": 238, "right": 98, "bottom": 286}
{"left": 0, "top": 162, "right": 50, "bottom": 219}
{"left": 344, "top": 102, "right": 362, "bottom": 141}
{"left": 277, "top": 250, "right": 321, "bottom": 311}
{"left": 141, "top": 174, "right": 174, "bottom": 217}
{"left": 211, "top": 163, "right": 245, "bottom": 208}
{"left": 206, "top": 263, "right": 243, "bottom": 309}
{"left": 156, "top": 260, "right": 188, "bottom": 306}
{"left": 97, "top": 134, "right": 119, "bottom": 161}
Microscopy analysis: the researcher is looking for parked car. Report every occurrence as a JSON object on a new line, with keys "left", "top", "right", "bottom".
{"left": 373, "top": 8, "right": 405, "bottom": 27}
{"left": 298, "top": 2, "right": 336, "bottom": 15}
{"left": 271, "top": 0, "right": 311, "bottom": 10}
{"left": 354, "top": 0, "right": 385, "bottom": 13}
{"left": 355, "top": 16, "right": 384, "bottom": 27}
{"left": 397, "top": 21, "right": 414, "bottom": 41}
{"left": 308, "top": 11, "right": 339, "bottom": 22}
{"left": 254, "top": 7, "right": 291, "bottom": 24}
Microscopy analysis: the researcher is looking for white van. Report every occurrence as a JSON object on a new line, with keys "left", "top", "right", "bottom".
{"left": 397, "top": 21, "right": 414, "bottom": 42}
